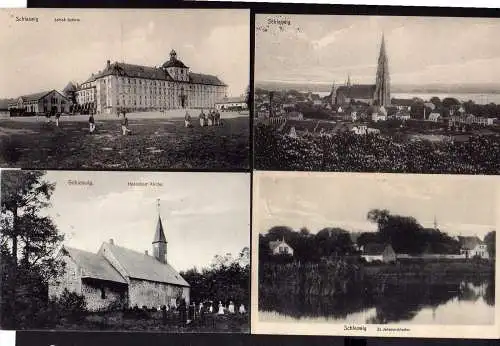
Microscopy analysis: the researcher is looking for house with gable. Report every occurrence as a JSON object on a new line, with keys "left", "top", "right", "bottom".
{"left": 269, "top": 238, "right": 294, "bottom": 256}
{"left": 459, "top": 236, "right": 489, "bottom": 259}
{"left": 49, "top": 213, "right": 190, "bottom": 311}
{"left": 361, "top": 243, "right": 396, "bottom": 263}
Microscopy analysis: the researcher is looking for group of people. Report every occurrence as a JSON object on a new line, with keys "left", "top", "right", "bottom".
{"left": 87, "top": 111, "right": 131, "bottom": 135}
{"left": 184, "top": 109, "right": 222, "bottom": 128}
{"left": 43, "top": 110, "right": 62, "bottom": 127}
{"left": 159, "top": 299, "right": 246, "bottom": 325}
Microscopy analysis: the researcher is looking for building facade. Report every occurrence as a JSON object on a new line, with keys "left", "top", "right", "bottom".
{"left": 8, "top": 90, "right": 69, "bottom": 115}
{"left": 215, "top": 96, "right": 248, "bottom": 111}
{"left": 75, "top": 50, "right": 228, "bottom": 115}
{"left": 49, "top": 214, "right": 190, "bottom": 311}
{"left": 330, "top": 36, "right": 391, "bottom": 107}
{"left": 269, "top": 239, "right": 294, "bottom": 256}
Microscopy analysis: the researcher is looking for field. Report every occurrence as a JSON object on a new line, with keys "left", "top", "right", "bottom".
{"left": 0, "top": 112, "right": 249, "bottom": 170}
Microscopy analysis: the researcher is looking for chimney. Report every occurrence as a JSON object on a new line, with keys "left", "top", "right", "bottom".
{"left": 107, "top": 60, "right": 111, "bottom": 68}
{"left": 109, "top": 238, "right": 114, "bottom": 245}
{"left": 145, "top": 250, "right": 149, "bottom": 256}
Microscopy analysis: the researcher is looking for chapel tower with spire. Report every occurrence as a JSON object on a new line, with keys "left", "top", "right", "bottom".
{"left": 374, "top": 34, "right": 391, "bottom": 107}
{"left": 152, "top": 199, "right": 168, "bottom": 264}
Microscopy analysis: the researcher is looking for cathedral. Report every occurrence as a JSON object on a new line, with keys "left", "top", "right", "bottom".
{"left": 330, "top": 35, "right": 391, "bottom": 107}
{"left": 75, "top": 49, "right": 228, "bottom": 114}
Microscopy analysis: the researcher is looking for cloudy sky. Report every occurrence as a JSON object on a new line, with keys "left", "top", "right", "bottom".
{"left": 255, "top": 172, "right": 498, "bottom": 238}
{"left": 42, "top": 171, "right": 249, "bottom": 272}
{"left": 0, "top": 9, "right": 249, "bottom": 98}
{"left": 255, "top": 14, "right": 500, "bottom": 85}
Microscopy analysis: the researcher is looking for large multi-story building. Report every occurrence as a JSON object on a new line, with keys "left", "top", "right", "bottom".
{"left": 75, "top": 50, "right": 228, "bottom": 114}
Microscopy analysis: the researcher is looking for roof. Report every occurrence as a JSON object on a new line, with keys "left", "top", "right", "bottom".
{"left": 269, "top": 239, "right": 291, "bottom": 251}
{"left": 18, "top": 90, "right": 54, "bottom": 102}
{"left": 104, "top": 243, "right": 189, "bottom": 287}
{"left": 336, "top": 85, "right": 376, "bottom": 100}
{"left": 189, "top": 72, "right": 226, "bottom": 86}
{"left": 162, "top": 59, "right": 188, "bottom": 69}
{"left": 459, "top": 236, "right": 483, "bottom": 250}
{"left": 100, "top": 62, "right": 174, "bottom": 82}
{"left": 363, "top": 243, "right": 390, "bottom": 255}
{"left": 215, "top": 96, "right": 246, "bottom": 104}
{"left": 62, "top": 246, "right": 127, "bottom": 284}
{"left": 79, "top": 62, "right": 226, "bottom": 87}
{"left": 153, "top": 216, "right": 166, "bottom": 243}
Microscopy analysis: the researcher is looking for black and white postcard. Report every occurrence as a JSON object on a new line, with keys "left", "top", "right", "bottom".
{"left": 254, "top": 14, "right": 500, "bottom": 174}
{"left": 252, "top": 171, "right": 499, "bottom": 338}
{"left": 0, "top": 9, "right": 250, "bottom": 170}
{"left": 0, "top": 170, "right": 250, "bottom": 332}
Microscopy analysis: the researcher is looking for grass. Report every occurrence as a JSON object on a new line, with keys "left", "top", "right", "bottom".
{"left": 0, "top": 116, "right": 249, "bottom": 170}
{"left": 54, "top": 310, "right": 249, "bottom": 332}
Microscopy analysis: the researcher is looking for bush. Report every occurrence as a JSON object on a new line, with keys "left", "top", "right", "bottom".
{"left": 51, "top": 289, "right": 87, "bottom": 320}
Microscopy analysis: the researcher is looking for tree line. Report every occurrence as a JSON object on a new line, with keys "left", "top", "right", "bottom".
{"left": 260, "top": 208, "right": 496, "bottom": 264}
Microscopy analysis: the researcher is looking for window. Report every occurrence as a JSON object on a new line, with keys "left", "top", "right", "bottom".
{"left": 101, "top": 287, "right": 106, "bottom": 299}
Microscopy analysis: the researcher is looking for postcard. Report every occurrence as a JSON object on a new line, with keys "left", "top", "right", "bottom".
{"left": 0, "top": 8, "right": 250, "bottom": 170}
{"left": 252, "top": 171, "right": 499, "bottom": 338}
{"left": 0, "top": 170, "right": 250, "bottom": 332}
{"left": 254, "top": 14, "right": 500, "bottom": 174}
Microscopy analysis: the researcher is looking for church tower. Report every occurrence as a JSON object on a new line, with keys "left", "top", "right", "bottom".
{"left": 152, "top": 199, "right": 168, "bottom": 264}
{"left": 374, "top": 35, "right": 391, "bottom": 107}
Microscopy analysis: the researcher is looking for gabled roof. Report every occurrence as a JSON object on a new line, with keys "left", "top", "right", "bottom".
{"left": 336, "top": 85, "right": 376, "bottom": 99}
{"left": 459, "top": 236, "right": 483, "bottom": 250}
{"left": 363, "top": 243, "right": 390, "bottom": 255}
{"left": 19, "top": 90, "right": 55, "bottom": 102}
{"left": 104, "top": 243, "right": 189, "bottom": 287}
{"left": 269, "top": 239, "right": 291, "bottom": 252}
{"left": 153, "top": 216, "right": 166, "bottom": 243}
{"left": 189, "top": 72, "right": 226, "bottom": 86}
{"left": 62, "top": 246, "right": 127, "bottom": 284}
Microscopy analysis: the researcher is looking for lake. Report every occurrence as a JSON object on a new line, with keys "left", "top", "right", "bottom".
{"left": 311, "top": 91, "right": 500, "bottom": 105}
{"left": 259, "top": 278, "right": 495, "bottom": 325}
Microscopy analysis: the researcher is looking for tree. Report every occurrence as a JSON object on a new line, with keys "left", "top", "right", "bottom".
{"left": 484, "top": 231, "right": 496, "bottom": 259}
{"left": 0, "top": 171, "right": 64, "bottom": 328}
{"left": 442, "top": 97, "right": 460, "bottom": 109}
{"left": 430, "top": 96, "right": 442, "bottom": 108}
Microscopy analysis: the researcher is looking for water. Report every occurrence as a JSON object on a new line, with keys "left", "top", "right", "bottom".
{"left": 307, "top": 91, "right": 500, "bottom": 105}
{"left": 259, "top": 278, "right": 495, "bottom": 325}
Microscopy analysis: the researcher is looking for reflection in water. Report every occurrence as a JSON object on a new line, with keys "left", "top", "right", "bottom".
{"left": 259, "top": 278, "right": 495, "bottom": 325}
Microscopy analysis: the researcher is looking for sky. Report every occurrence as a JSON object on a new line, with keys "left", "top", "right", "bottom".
{"left": 255, "top": 172, "right": 499, "bottom": 239}
{"left": 41, "top": 171, "right": 250, "bottom": 272}
{"left": 0, "top": 9, "right": 249, "bottom": 99}
{"left": 255, "top": 14, "right": 500, "bottom": 86}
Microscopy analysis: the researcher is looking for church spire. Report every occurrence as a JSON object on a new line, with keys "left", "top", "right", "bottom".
{"left": 153, "top": 199, "right": 167, "bottom": 263}
{"left": 374, "top": 34, "right": 391, "bottom": 107}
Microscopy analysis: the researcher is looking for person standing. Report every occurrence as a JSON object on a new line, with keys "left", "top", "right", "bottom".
{"left": 239, "top": 304, "right": 246, "bottom": 314}
{"left": 215, "top": 109, "right": 221, "bottom": 126}
{"left": 184, "top": 111, "right": 192, "bottom": 128}
{"left": 228, "top": 301, "right": 235, "bottom": 314}
{"left": 199, "top": 109, "right": 205, "bottom": 127}
{"left": 55, "top": 112, "right": 61, "bottom": 127}
{"left": 121, "top": 112, "right": 131, "bottom": 135}
{"left": 88, "top": 112, "right": 95, "bottom": 134}
{"left": 217, "top": 301, "right": 224, "bottom": 315}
